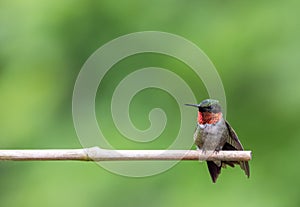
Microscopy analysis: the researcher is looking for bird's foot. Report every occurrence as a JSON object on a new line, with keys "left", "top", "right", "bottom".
{"left": 197, "top": 149, "right": 206, "bottom": 162}
{"left": 214, "top": 147, "right": 222, "bottom": 154}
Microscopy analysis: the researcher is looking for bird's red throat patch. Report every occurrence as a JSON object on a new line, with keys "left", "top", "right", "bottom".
{"left": 198, "top": 111, "right": 222, "bottom": 125}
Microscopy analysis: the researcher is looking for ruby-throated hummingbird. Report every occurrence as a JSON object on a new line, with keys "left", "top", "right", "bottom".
{"left": 185, "top": 99, "right": 250, "bottom": 183}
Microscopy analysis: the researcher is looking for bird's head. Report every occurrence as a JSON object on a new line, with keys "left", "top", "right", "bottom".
{"left": 185, "top": 99, "right": 222, "bottom": 113}
{"left": 185, "top": 99, "right": 222, "bottom": 124}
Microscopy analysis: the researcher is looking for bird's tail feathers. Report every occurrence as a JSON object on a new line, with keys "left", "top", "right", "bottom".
{"left": 206, "top": 161, "right": 221, "bottom": 183}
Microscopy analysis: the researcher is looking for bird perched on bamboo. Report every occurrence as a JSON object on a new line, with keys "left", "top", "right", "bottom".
{"left": 185, "top": 99, "right": 250, "bottom": 183}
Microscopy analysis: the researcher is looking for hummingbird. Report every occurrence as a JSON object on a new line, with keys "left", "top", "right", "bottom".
{"left": 185, "top": 99, "right": 250, "bottom": 183}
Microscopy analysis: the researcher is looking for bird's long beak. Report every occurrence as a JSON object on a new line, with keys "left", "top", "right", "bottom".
{"left": 184, "top": 103, "right": 199, "bottom": 108}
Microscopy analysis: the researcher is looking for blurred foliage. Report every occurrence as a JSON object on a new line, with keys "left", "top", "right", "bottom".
{"left": 0, "top": 0, "right": 300, "bottom": 206}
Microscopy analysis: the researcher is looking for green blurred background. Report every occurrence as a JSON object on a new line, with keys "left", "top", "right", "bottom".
{"left": 1, "top": 0, "right": 299, "bottom": 206}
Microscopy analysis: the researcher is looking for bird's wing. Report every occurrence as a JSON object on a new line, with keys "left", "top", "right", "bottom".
{"left": 193, "top": 124, "right": 203, "bottom": 148}
{"left": 225, "top": 121, "right": 244, "bottom": 150}
{"left": 224, "top": 121, "right": 250, "bottom": 178}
